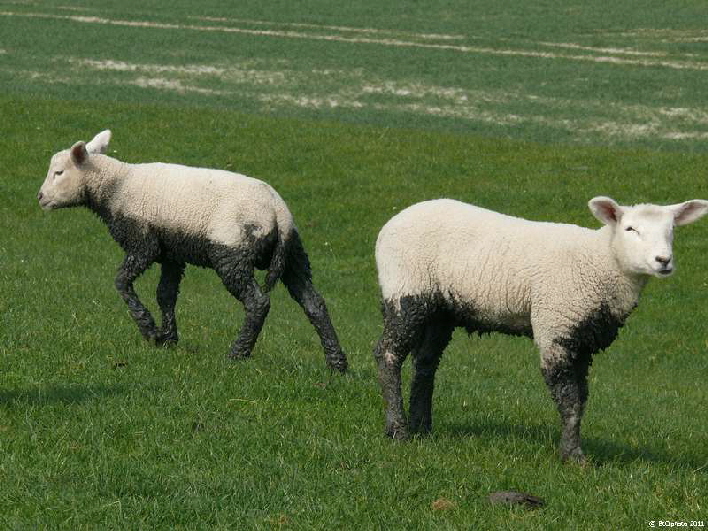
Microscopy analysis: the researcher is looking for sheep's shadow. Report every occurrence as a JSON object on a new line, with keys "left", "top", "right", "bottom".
{"left": 0, "top": 382, "right": 128, "bottom": 406}
{"left": 443, "top": 419, "right": 706, "bottom": 470}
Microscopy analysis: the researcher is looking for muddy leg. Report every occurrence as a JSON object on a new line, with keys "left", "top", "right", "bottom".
{"left": 282, "top": 233, "right": 346, "bottom": 372}
{"left": 409, "top": 322, "right": 454, "bottom": 434}
{"left": 541, "top": 347, "right": 591, "bottom": 463}
{"left": 373, "top": 298, "right": 426, "bottom": 440}
{"left": 216, "top": 258, "right": 270, "bottom": 359}
{"left": 156, "top": 260, "right": 185, "bottom": 345}
{"left": 115, "top": 253, "right": 158, "bottom": 341}
{"left": 374, "top": 334, "right": 409, "bottom": 439}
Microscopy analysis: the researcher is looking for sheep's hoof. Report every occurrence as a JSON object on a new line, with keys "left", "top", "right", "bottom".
{"left": 560, "top": 447, "right": 588, "bottom": 466}
{"left": 324, "top": 347, "right": 347, "bottom": 373}
{"left": 155, "top": 332, "right": 178, "bottom": 347}
{"left": 410, "top": 424, "right": 432, "bottom": 436}
{"left": 385, "top": 424, "right": 410, "bottom": 441}
{"left": 327, "top": 357, "right": 348, "bottom": 374}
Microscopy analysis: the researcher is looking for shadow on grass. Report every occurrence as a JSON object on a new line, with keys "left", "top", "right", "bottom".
{"left": 444, "top": 419, "right": 706, "bottom": 470}
{"left": 581, "top": 437, "right": 707, "bottom": 471}
{"left": 0, "top": 383, "right": 128, "bottom": 406}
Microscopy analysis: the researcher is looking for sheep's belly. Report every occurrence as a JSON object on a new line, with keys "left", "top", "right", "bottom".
{"left": 104, "top": 212, "right": 276, "bottom": 270}
{"left": 455, "top": 309, "right": 533, "bottom": 338}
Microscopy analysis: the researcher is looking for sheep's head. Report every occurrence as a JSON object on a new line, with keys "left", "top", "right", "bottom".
{"left": 589, "top": 196, "right": 708, "bottom": 278}
{"left": 37, "top": 130, "right": 111, "bottom": 210}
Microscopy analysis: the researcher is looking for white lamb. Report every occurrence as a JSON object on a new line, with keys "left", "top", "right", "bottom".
{"left": 374, "top": 196, "right": 708, "bottom": 462}
{"left": 37, "top": 130, "right": 347, "bottom": 372}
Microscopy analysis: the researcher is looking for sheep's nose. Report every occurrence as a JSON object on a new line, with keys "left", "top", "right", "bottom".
{"left": 37, "top": 191, "right": 43, "bottom": 201}
{"left": 655, "top": 255, "right": 671, "bottom": 265}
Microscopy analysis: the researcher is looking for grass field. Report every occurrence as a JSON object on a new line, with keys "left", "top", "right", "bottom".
{"left": 1, "top": 1, "right": 708, "bottom": 529}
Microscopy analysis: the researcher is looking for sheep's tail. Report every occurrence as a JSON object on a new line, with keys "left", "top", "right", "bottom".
{"left": 263, "top": 231, "right": 288, "bottom": 292}
{"left": 263, "top": 202, "right": 294, "bottom": 293}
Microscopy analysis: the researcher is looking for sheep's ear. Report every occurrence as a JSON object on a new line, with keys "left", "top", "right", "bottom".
{"left": 670, "top": 199, "right": 708, "bottom": 226}
{"left": 86, "top": 130, "right": 111, "bottom": 154}
{"left": 589, "top": 196, "right": 624, "bottom": 225}
{"left": 70, "top": 141, "right": 88, "bottom": 165}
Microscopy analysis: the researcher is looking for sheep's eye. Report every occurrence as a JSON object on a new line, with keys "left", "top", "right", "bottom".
{"left": 625, "top": 226, "right": 636, "bottom": 232}
{"left": 54, "top": 170, "right": 64, "bottom": 177}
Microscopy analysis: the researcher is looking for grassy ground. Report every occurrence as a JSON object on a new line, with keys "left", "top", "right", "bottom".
{"left": 2, "top": 1, "right": 708, "bottom": 150}
{"left": 1, "top": 1, "right": 708, "bottom": 529}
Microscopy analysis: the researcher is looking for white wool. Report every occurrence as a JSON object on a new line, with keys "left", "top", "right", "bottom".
{"left": 376, "top": 199, "right": 658, "bottom": 357}
{"left": 41, "top": 144, "right": 294, "bottom": 248}
{"left": 101, "top": 159, "right": 291, "bottom": 247}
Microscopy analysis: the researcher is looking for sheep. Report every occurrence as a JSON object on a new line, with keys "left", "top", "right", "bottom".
{"left": 373, "top": 196, "right": 708, "bottom": 462}
{"left": 37, "top": 130, "right": 347, "bottom": 373}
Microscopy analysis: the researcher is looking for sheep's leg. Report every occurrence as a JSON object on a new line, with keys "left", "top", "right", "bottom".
{"left": 409, "top": 322, "right": 454, "bottom": 434}
{"left": 115, "top": 254, "right": 158, "bottom": 341}
{"left": 217, "top": 262, "right": 270, "bottom": 360}
{"left": 541, "top": 349, "right": 591, "bottom": 463}
{"left": 155, "top": 260, "right": 185, "bottom": 345}
{"left": 374, "top": 298, "right": 426, "bottom": 440}
{"left": 281, "top": 234, "right": 347, "bottom": 372}
{"left": 374, "top": 335, "right": 408, "bottom": 440}
{"left": 282, "top": 276, "right": 347, "bottom": 372}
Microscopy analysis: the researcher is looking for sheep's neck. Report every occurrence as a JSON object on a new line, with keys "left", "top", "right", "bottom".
{"left": 597, "top": 225, "right": 648, "bottom": 318}
{"left": 83, "top": 156, "right": 130, "bottom": 214}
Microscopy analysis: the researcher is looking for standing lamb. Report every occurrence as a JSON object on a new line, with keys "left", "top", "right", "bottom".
{"left": 374, "top": 196, "right": 708, "bottom": 461}
{"left": 37, "top": 130, "right": 347, "bottom": 373}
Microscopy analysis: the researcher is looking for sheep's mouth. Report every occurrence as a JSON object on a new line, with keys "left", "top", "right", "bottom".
{"left": 38, "top": 199, "right": 56, "bottom": 210}
{"left": 656, "top": 267, "right": 673, "bottom": 277}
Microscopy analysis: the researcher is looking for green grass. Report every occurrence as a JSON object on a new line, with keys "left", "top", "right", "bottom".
{"left": 3, "top": 96, "right": 707, "bottom": 530}
{"left": 2, "top": 0, "right": 708, "bottom": 151}
{"left": 2, "top": 1, "right": 708, "bottom": 529}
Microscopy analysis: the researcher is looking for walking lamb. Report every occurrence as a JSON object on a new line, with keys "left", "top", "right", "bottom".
{"left": 37, "top": 130, "right": 347, "bottom": 372}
